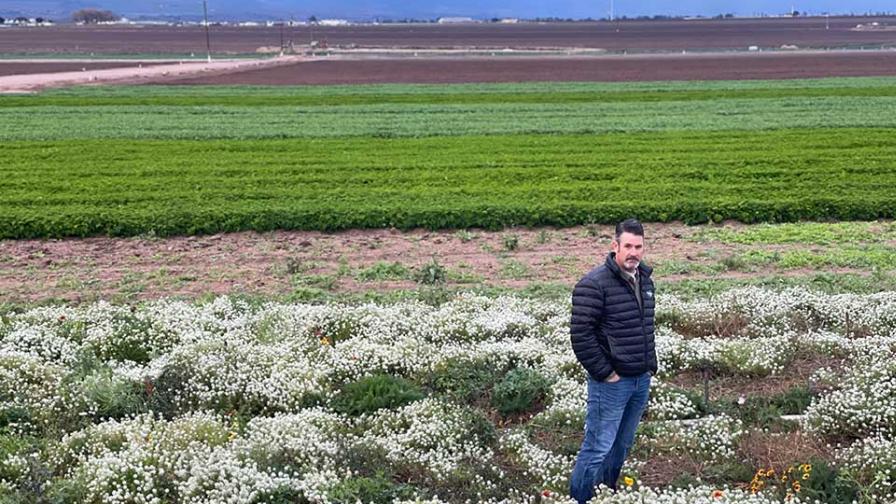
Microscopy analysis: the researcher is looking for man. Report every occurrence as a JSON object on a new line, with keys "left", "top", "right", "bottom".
{"left": 569, "top": 218, "right": 657, "bottom": 503}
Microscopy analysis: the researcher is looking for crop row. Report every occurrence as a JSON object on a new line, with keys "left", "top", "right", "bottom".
{"left": 3, "top": 128, "right": 895, "bottom": 238}
{"left": 4, "top": 96, "right": 896, "bottom": 141}
{"left": 5, "top": 84, "right": 896, "bottom": 108}
{"left": 15, "top": 75, "right": 896, "bottom": 99}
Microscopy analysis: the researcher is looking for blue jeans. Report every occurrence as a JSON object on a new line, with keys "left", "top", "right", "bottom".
{"left": 569, "top": 372, "right": 651, "bottom": 504}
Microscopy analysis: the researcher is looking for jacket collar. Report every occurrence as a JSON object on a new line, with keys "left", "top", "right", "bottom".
{"left": 606, "top": 252, "right": 653, "bottom": 279}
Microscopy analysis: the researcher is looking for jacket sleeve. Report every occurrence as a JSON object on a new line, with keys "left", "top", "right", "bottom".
{"left": 570, "top": 275, "right": 614, "bottom": 381}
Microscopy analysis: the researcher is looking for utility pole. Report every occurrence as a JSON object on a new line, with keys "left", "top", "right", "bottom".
{"left": 203, "top": 0, "right": 212, "bottom": 62}
{"left": 279, "top": 20, "right": 285, "bottom": 55}
{"left": 609, "top": 0, "right": 614, "bottom": 21}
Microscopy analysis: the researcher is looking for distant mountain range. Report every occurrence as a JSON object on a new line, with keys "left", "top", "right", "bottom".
{"left": 2, "top": 1, "right": 893, "bottom": 23}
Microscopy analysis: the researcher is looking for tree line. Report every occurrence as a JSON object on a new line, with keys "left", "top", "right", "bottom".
{"left": 71, "top": 8, "right": 120, "bottom": 24}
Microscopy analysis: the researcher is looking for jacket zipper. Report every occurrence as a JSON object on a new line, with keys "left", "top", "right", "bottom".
{"left": 621, "top": 269, "right": 648, "bottom": 375}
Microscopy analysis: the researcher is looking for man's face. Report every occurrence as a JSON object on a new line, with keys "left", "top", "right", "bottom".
{"left": 612, "top": 232, "right": 645, "bottom": 272}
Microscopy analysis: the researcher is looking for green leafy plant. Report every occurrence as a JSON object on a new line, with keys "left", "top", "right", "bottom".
{"left": 491, "top": 367, "right": 551, "bottom": 417}
{"left": 426, "top": 358, "right": 498, "bottom": 404}
{"left": 455, "top": 229, "right": 476, "bottom": 242}
{"left": 327, "top": 473, "right": 416, "bottom": 504}
{"left": 331, "top": 374, "right": 425, "bottom": 416}
{"left": 502, "top": 234, "right": 520, "bottom": 251}
{"left": 78, "top": 368, "right": 146, "bottom": 421}
{"left": 413, "top": 258, "right": 447, "bottom": 285}
{"left": 356, "top": 261, "right": 410, "bottom": 282}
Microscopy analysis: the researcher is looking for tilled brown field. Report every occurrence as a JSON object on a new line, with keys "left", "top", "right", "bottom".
{"left": 0, "top": 61, "right": 171, "bottom": 77}
{"left": 169, "top": 50, "right": 896, "bottom": 84}
{"left": 2, "top": 17, "right": 895, "bottom": 55}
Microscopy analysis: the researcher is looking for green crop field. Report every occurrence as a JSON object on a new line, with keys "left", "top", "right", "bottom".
{"left": 2, "top": 77, "right": 895, "bottom": 238}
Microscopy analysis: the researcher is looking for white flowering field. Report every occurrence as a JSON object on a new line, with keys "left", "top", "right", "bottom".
{"left": 2, "top": 287, "right": 896, "bottom": 503}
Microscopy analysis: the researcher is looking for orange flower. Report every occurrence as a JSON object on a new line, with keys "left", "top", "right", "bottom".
{"left": 712, "top": 489, "right": 724, "bottom": 499}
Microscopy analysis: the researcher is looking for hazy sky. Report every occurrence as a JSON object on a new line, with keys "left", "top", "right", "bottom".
{"left": 3, "top": 1, "right": 894, "bottom": 19}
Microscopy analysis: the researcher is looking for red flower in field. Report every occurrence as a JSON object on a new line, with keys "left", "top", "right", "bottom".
{"left": 542, "top": 489, "right": 551, "bottom": 497}
{"left": 712, "top": 489, "right": 724, "bottom": 499}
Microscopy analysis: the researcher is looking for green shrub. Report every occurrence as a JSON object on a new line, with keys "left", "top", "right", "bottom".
{"left": 426, "top": 358, "right": 498, "bottom": 405}
{"left": 415, "top": 286, "right": 453, "bottom": 306}
{"left": 710, "top": 386, "right": 812, "bottom": 429}
{"left": 77, "top": 369, "right": 146, "bottom": 421}
{"left": 491, "top": 368, "right": 551, "bottom": 417}
{"left": 701, "top": 461, "right": 756, "bottom": 485}
{"left": 502, "top": 234, "right": 520, "bottom": 251}
{"left": 332, "top": 374, "right": 425, "bottom": 416}
{"left": 327, "top": 473, "right": 415, "bottom": 504}
{"left": 455, "top": 229, "right": 476, "bottom": 243}
{"left": 253, "top": 487, "right": 309, "bottom": 504}
{"left": 0, "top": 434, "right": 31, "bottom": 481}
{"left": 413, "top": 258, "right": 447, "bottom": 285}
{"left": 799, "top": 458, "right": 858, "bottom": 504}
{"left": 0, "top": 434, "right": 46, "bottom": 503}
{"left": 0, "top": 408, "right": 32, "bottom": 434}
{"left": 356, "top": 262, "right": 410, "bottom": 282}
{"left": 42, "top": 476, "right": 89, "bottom": 504}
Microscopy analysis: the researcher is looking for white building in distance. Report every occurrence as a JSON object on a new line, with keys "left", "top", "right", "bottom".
{"left": 319, "top": 19, "right": 350, "bottom": 26}
{"left": 437, "top": 17, "right": 478, "bottom": 24}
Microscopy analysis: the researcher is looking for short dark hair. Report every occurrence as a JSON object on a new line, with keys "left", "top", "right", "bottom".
{"left": 615, "top": 218, "right": 644, "bottom": 240}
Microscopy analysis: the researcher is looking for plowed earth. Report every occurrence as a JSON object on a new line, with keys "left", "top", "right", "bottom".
{"left": 2, "top": 17, "right": 895, "bottom": 54}
{"left": 169, "top": 50, "right": 896, "bottom": 85}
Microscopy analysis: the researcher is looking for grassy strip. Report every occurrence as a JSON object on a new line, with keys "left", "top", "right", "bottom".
{"left": 2, "top": 128, "right": 896, "bottom": 238}
{"left": 25, "top": 76, "right": 896, "bottom": 98}
{"left": 692, "top": 222, "right": 896, "bottom": 244}
{"left": 5, "top": 96, "right": 896, "bottom": 141}
{"left": 731, "top": 246, "right": 896, "bottom": 270}
{"left": 660, "top": 271, "right": 896, "bottom": 299}
{"left": 5, "top": 85, "right": 896, "bottom": 108}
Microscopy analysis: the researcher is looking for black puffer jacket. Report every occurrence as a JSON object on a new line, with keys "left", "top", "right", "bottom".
{"left": 570, "top": 253, "right": 658, "bottom": 381}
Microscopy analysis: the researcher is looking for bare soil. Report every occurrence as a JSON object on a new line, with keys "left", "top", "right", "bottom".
{"left": 5, "top": 49, "right": 895, "bottom": 92}
{"left": 737, "top": 430, "right": 833, "bottom": 472}
{"left": 2, "top": 17, "right": 895, "bottom": 54}
{"left": 169, "top": 51, "right": 896, "bottom": 85}
{"left": 0, "top": 222, "right": 869, "bottom": 304}
{"left": 667, "top": 354, "right": 846, "bottom": 402}
{"left": 638, "top": 429, "right": 833, "bottom": 488}
{"left": 0, "top": 61, "right": 172, "bottom": 77}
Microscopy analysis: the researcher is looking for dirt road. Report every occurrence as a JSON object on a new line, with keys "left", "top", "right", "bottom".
{"left": 0, "top": 55, "right": 303, "bottom": 92}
